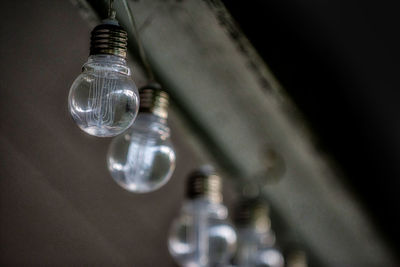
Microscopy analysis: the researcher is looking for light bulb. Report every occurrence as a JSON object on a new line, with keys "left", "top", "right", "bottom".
{"left": 68, "top": 18, "right": 139, "bottom": 137}
{"left": 168, "top": 166, "right": 237, "bottom": 267}
{"left": 107, "top": 84, "right": 175, "bottom": 193}
{"left": 233, "top": 199, "right": 284, "bottom": 267}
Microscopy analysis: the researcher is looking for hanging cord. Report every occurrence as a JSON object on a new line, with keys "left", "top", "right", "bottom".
{"left": 121, "top": 0, "right": 156, "bottom": 82}
{"left": 108, "top": 0, "right": 116, "bottom": 19}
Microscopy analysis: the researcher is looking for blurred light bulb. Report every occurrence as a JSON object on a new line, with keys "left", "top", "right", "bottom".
{"left": 107, "top": 84, "right": 175, "bottom": 193}
{"left": 233, "top": 198, "right": 284, "bottom": 267}
{"left": 68, "top": 19, "right": 139, "bottom": 137}
{"left": 168, "top": 166, "right": 237, "bottom": 267}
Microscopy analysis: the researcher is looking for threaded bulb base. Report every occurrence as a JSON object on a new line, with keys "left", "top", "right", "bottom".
{"left": 235, "top": 198, "right": 270, "bottom": 231}
{"left": 90, "top": 21, "right": 128, "bottom": 58}
{"left": 186, "top": 166, "right": 222, "bottom": 203}
{"left": 139, "top": 83, "right": 169, "bottom": 119}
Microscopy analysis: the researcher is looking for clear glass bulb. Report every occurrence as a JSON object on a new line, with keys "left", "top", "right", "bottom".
{"left": 68, "top": 54, "right": 139, "bottom": 137}
{"left": 236, "top": 228, "right": 284, "bottom": 267}
{"left": 107, "top": 113, "right": 175, "bottom": 193}
{"left": 168, "top": 198, "right": 237, "bottom": 267}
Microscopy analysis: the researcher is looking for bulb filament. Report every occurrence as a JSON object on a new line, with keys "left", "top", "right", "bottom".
{"left": 86, "top": 73, "right": 117, "bottom": 127}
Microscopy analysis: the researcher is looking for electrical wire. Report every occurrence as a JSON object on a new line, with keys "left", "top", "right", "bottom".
{"left": 109, "top": 0, "right": 114, "bottom": 18}
{"left": 121, "top": 0, "right": 155, "bottom": 82}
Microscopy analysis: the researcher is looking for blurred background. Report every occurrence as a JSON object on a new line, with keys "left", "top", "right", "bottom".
{"left": 0, "top": 0, "right": 399, "bottom": 266}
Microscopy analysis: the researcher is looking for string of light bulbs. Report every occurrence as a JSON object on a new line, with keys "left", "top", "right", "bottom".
{"left": 107, "top": 0, "right": 176, "bottom": 193}
{"left": 67, "top": 1, "right": 288, "bottom": 266}
{"left": 68, "top": 0, "right": 176, "bottom": 192}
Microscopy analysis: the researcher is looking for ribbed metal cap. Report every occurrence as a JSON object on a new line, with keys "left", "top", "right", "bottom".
{"left": 235, "top": 198, "right": 271, "bottom": 231}
{"left": 186, "top": 165, "right": 223, "bottom": 203}
{"left": 139, "top": 83, "right": 169, "bottom": 119}
{"left": 90, "top": 21, "right": 128, "bottom": 58}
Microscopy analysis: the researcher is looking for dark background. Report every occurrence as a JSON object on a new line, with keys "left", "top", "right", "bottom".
{"left": 223, "top": 0, "right": 400, "bottom": 255}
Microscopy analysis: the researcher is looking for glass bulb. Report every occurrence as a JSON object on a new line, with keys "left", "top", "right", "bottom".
{"left": 168, "top": 198, "right": 237, "bottom": 267}
{"left": 107, "top": 113, "right": 175, "bottom": 193}
{"left": 235, "top": 228, "right": 284, "bottom": 267}
{"left": 257, "top": 248, "right": 285, "bottom": 267}
{"left": 68, "top": 54, "right": 139, "bottom": 137}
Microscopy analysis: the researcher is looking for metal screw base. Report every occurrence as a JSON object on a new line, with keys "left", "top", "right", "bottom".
{"left": 90, "top": 22, "right": 128, "bottom": 58}
{"left": 186, "top": 166, "right": 223, "bottom": 203}
{"left": 139, "top": 83, "right": 169, "bottom": 119}
{"left": 235, "top": 198, "right": 271, "bottom": 231}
